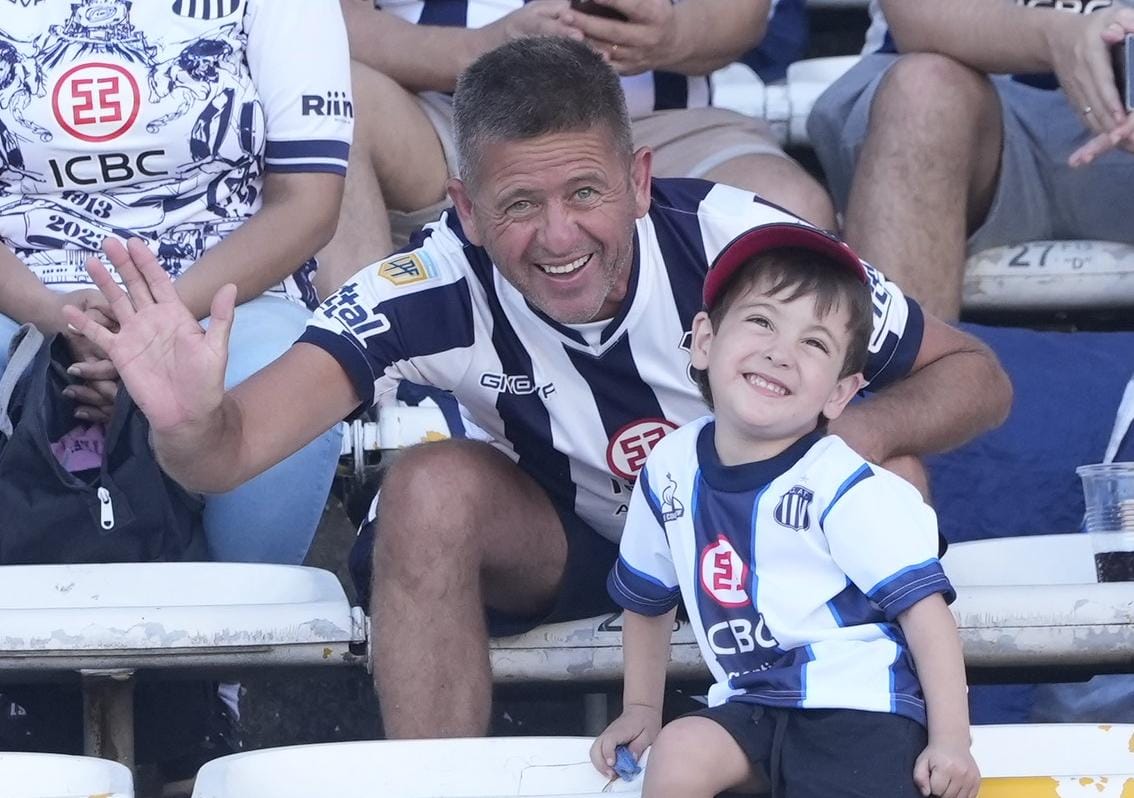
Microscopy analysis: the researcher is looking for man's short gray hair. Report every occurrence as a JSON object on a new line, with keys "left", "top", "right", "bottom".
{"left": 453, "top": 37, "right": 634, "bottom": 183}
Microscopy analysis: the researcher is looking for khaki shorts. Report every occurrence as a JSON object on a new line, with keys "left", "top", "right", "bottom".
{"left": 389, "top": 92, "right": 788, "bottom": 245}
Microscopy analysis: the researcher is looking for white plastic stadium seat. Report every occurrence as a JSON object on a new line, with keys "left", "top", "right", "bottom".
{"left": 191, "top": 737, "right": 644, "bottom": 798}
{"left": 964, "top": 240, "right": 1134, "bottom": 312}
{"left": 490, "top": 533, "right": 1134, "bottom": 682}
{"left": 0, "top": 562, "right": 366, "bottom": 767}
{"left": 0, "top": 751, "right": 132, "bottom": 798}
{"left": 972, "top": 724, "right": 1134, "bottom": 796}
{"left": 710, "top": 56, "right": 860, "bottom": 147}
{"left": 940, "top": 534, "right": 1134, "bottom": 671}
{"left": 942, "top": 532, "right": 1096, "bottom": 586}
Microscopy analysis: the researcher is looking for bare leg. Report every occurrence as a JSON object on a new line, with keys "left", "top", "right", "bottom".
{"left": 843, "top": 54, "right": 1004, "bottom": 321}
{"left": 315, "top": 60, "right": 449, "bottom": 296}
{"left": 314, "top": 118, "right": 394, "bottom": 296}
{"left": 371, "top": 440, "right": 569, "bottom": 738}
{"left": 704, "top": 153, "right": 836, "bottom": 230}
{"left": 642, "top": 716, "right": 760, "bottom": 798}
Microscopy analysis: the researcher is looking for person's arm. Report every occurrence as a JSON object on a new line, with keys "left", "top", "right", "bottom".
{"left": 0, "top": 245, "right": 98, "bottom": 335}
{"left": 899, "top": 595, "right": 981, "bottom": 798}
{"left": 172, "top": 171, "right": 343, "bottom": 320}
{"left": 0, "top": 245, "right": 122, "bottom": 420}
{"left": 64, "top": 238, "right": 360, "bottom": 493}
{"left": 170, "top": 0, "right": 353, "bottom": 319}
{"left": 589, "top": 607, "right": 675, "bottom": 778}
{"left": 884, "top": 0, "right": 1134, "bottom": 140}
{"left": 340, "top": 1, "right": 581, "bottom": 94}
{"left": 565, "top": 0, "right": 768, "bottom": 76}
{"left": 829, "top": 313, "right": 1012, "bottom": 465}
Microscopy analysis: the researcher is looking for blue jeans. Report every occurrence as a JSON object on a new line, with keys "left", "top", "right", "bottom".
{"left": 0, "top": 295, "right": 340, "bottom": 565}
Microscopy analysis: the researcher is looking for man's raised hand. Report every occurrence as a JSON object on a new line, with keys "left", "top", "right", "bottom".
{"left": 61, "top": 237, "right": 238, "bottom": 435}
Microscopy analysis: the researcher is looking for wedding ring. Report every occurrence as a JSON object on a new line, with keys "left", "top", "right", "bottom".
{"left": 1083, "top": 105, "right": 1094, "bottom": 116}
{"left": 610, "top": 43, "right": 619, "bottom": 59}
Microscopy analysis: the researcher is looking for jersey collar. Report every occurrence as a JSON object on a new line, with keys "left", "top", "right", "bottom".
{"left": 697, "top": 423, "right": 826, "bottom": 493}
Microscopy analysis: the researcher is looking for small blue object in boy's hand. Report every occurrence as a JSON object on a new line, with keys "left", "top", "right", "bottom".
{"left": 613, "top": 745, "right": 641, "bottom": 780}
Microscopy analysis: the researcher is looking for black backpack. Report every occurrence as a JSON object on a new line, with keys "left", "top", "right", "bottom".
{"left": 0, "top": 324, "right": 206, "bottom": 563}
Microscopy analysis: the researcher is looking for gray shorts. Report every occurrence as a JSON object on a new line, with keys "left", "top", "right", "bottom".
{"left": 807, "top": 53, "right": 1134, "bottom": 252}
{"left": 390, "top": 93, "right": 787, "bottom": 245}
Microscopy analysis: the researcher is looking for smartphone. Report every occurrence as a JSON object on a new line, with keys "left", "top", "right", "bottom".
{"left": 569, "top": 0, "right": 628, "bottom": 21}
{"left": 1113, "top": 32, "right": 1134, "bottom": 112}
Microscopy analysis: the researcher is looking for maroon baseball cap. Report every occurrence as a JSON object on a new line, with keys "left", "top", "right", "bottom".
{"left": 703, "top": 222, "right": 868, "bottom": 309}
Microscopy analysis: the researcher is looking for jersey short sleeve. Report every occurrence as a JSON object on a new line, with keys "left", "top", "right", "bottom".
{"left": 245, "top": 0, "right": 352, "bottom": 175}
{"left": 820, "top": 465, "right": 953, "bottom": 620}
{"left": 608, "top": 463, "right": 682, "bottom": 617}
{"left": 859, "top": 261, "right": 924, "bottom": 391}
{"left": 299, "top": 227, "right": 479, "bottom": 411}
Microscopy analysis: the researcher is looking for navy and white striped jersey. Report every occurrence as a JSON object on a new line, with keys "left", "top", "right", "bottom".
{"left": 300, "top": 178, "right": 924, "bottom": 542}
{"left": 375, "top": 0, "right": 785, "bottom": 116}
{"left": 610, "top": 417, "right": 953, "bottom": 723}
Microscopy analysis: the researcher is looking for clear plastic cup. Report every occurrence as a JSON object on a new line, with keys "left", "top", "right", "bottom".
{"left": 1077, "top": 462, "right": 1134, "bottom": 582}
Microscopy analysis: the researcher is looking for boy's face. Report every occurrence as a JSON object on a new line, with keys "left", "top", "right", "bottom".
{"left": 690, "top": 276, "right": 866, "bottom": 464}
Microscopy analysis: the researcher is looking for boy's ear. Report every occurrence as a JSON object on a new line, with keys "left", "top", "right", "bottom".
{"left": 821, "top": 372, "right": 866, "bottom": 421}
{"left": 690, "top": 310, "right": 713, "bottom": 370}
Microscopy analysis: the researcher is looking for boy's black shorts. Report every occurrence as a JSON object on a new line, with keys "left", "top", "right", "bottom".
{"left": 688, "top": 701, "right": 927, "bottom": 798}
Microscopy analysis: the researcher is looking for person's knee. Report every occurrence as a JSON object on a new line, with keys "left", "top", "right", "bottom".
{"left": 375, "top": 440, "right": 504, "bottom": 566}
{"left": 349, "top": 60, "right": 407, "bottom": 165}
{"left": 706, "top": 156, "right": 835, "bottom": 229}
{"left": 871, "top": 53, "right": 995, "bottom": 138}
{"left": 645, "top": 720, "right": 721, "bottom": 789}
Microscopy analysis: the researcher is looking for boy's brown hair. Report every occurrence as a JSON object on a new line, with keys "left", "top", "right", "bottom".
{"left": 694, "top": 247, "right": 874, "bottom": 410}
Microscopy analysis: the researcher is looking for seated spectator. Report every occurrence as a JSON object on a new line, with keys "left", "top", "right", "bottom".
{"left": 591, "top": 226, "right": 978, "bottom": 798}
{"left": 67, "top": 37, "right": 1011, "bottom": 741}
{"left": 326, "top": 0, "right": 833, "bottom": 261}
{"left": 806, "top": 0, "right": 1134, "bottom": 320}
{"left": 0, "top": 0, "right": 349, "bottom": 565}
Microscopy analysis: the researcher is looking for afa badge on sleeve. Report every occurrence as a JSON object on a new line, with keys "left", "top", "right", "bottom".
{"left": 377, "top": 252, "right": 435, "bottom": 287}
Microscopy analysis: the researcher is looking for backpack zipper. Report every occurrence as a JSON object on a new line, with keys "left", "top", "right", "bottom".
{"left": 97, "top": 486, "right": 114, "bottom": 530}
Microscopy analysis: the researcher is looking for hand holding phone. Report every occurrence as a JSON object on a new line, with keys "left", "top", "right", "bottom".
{"left": 570, "top": 0, "right": 628, "bottom": 22}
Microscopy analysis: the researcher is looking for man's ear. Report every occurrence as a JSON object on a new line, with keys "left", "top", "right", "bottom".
{"left": 631, "top": 146, "right": 653, "bottom": 218}
{"left": 690, "top": 310, "right": 714, "bottom": 371}
{"left": 447, "top": 177, "right": 482, "bottom": 246}
{"left": 822, "top": 372, "right": 866, "bottom": 421}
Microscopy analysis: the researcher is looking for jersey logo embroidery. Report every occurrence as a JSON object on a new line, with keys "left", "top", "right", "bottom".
{"left": 171, "top": 0, "right": 241, "bottom": 20}
{"left": 773, "top": 485, "right": 813, "bottom": 531}
{"left": 699, "top": 536, "right": 749, "bottom": 608}
{"left": 51, "top": 62, "right": 141, "bottom": 143}
{"left": 606, "top": 418, "right": 677, "bottom": 481}
{"left": 377, "top": 252, "right": 435, "bottom": 287}
{"left": 660, "top": 473, "right": 684, "bottom": 522}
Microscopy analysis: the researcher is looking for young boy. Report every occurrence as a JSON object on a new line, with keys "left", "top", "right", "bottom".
{"left": 590, "top": 222, "right": 980, "bottom": 798}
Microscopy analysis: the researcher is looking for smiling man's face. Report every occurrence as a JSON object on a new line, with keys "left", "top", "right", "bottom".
{"left": 449, "top": 126, "right": 652, "bottom": 324}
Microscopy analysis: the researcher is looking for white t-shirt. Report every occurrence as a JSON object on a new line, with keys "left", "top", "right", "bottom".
{"left": 0, "top": 0, "right": 353, "bottom": 306}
